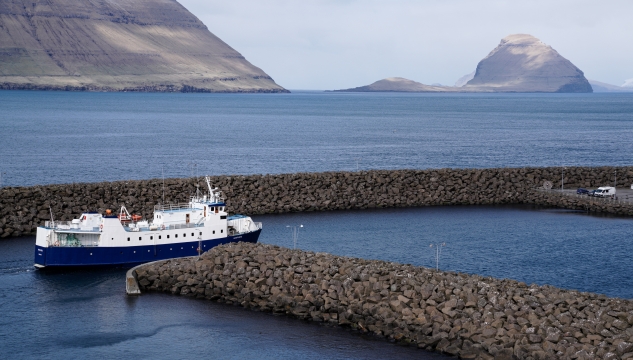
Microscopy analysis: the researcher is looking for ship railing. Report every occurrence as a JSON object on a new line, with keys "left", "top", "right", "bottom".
{"left": 154, "top": 203, "right": 194, "bottom": 212}
{"left": 48, "top": 233, "right": 100, "bottom": 247}
{"left": 44, "top": 221, "right": 99, "bottom": 232}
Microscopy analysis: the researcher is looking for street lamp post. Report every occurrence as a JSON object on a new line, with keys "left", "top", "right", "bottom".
{"left": 286, "top": 225, "right": 303, "bottom": 249}
{"left": 429, "top": 243, "right": 446, "bottom": 271}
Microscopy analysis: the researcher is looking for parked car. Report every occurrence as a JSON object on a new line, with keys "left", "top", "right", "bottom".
{"left": 576, "top": 188, "right": 589, "bottom": 195}
{"left": 589, "top": 186, "right": 616, "bottom": 198}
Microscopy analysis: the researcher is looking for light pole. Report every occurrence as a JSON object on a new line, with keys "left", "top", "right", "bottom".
{"left": 429, "top": 243, "right": 446, "bottom": 271}
{"left": 0, "top": 172, "right": 4, "bottom": 189}
{"left": 354, "top": 158, "right": 361, "bottom": 172}
{"left": 561, "top": 166, "right": 565, "bottom": 191}
{"left": 286, "top": 225, "right": 303, "bottom": 249}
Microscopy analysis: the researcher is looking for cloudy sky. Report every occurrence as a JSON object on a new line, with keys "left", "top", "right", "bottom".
{"left": 179, "top": 0, "right": 632, "bottom": 90}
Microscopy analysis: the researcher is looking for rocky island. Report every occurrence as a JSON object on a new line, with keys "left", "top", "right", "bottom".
{"left": 0, "top": 0, "right": 287, "bottom": 92}
{"left": 335, "top": 77, "right": 465, "bottom": 93}
{"left": 336, "top": 34, "right": 593, "bottom": 93}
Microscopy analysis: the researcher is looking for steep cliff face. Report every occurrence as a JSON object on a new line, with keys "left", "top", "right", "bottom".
{"left": 0, "top": 0, "right": 287, "bottom": 92}
{"left": 464, "top": 34, "right": 592, "bottom": 93}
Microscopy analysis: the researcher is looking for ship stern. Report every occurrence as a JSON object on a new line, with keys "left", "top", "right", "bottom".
{"left": 34, "top": 227, "right": 51, "bottom": 268}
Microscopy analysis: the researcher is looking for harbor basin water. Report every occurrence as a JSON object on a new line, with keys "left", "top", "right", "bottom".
{"left": 1, "top": 205, "right": 631, "bottom": 358}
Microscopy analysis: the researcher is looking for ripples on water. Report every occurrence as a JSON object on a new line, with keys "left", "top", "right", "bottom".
{"left": 1, "top": 205, "right": 631, "bottom": 358}
{"left": 1, "top": 91, "right": 633, "bottom": 187}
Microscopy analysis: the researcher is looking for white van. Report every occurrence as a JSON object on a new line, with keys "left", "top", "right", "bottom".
{"left": 590, "top": 186, "right": 616, "bottom": 198}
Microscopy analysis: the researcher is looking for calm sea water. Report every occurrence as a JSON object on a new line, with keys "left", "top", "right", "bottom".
{"left": 1, "top": 91, "right": 633, "bottom": 358}
{"left": 1, "top": 206, "right": 632, "bottom": 359}
{"left": 1, "top": 91, "right": 633, "bottom": 187}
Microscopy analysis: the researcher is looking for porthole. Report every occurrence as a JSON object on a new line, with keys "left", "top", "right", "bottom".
{"left": 148, "top": 250, "right": 150, "bottom": 252}
{"left": 167, "top": 235, "right": 170, "bottom": 239}
{"left": 127, "top": 237, "right": 130, "bottom": 241}
{"left": 175, "top": 234, "right": 178, "bottom": 238}
{"left": 199, "top": 232, "right": 202, "bottom": 236}
{"left": 150, "top": 236, "right": 153, "bottom": 240}
{"left": 221, "top": 230, "right": 223, "bottom": 233}
{"left": 139, "top": 237, "right": 142, "bottom": 241}
{"left": 191, "top": 232, "right": 194, "bottom": 237}
{"left": 159, "top": 236, "right": 161, "bottom": 239}
{"left": 213, "top": 230, "right": 215, "bottom": 234}
{"left": 134, "top": 251, "right": 136, "bottom": 253}
{"left": 183, "top": 233, "right": 186, "bottom": 238}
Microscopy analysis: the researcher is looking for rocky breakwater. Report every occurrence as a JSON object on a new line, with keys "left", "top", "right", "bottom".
{"left": 2, "top": 166, "right": 633, "bottom": 238}
{"left": 136, "top": 242, "right": 633, "bottom": 359}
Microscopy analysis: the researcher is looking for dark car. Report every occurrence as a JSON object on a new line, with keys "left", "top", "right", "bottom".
{"left": 576, "top": 188, "right": 589, "bottom": 195}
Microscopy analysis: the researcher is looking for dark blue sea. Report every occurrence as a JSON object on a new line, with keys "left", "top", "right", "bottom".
{"left": 1, "top": 91, "right": 633, "bottom": 187}
{"left": 1, "top": 91, "right": 633, "bottom": 358}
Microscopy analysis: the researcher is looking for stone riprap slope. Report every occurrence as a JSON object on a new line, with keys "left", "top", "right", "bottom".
{"left": 1, "top": 167, "right": 633, "bottom": 238}
{"left": 135, "top": 242, "right": 633, "bottom": 359}
{"left": 0, "top": 0, "right": 287, "bottom": 92}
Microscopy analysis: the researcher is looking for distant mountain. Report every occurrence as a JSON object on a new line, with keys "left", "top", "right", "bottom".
{"left": 624, "top": 79, "right": 633, "bottom": 88}
{"left": 454, "top": 71, "right": 475, "bottom": 87}
{"left": 0, "top": 0, "right": 287, "bottom": 92}
{"left": 589, "top": 80, "right": 633, "bottom": 93}
{"left": 463, "top": 34, "right": 592, "bottom": 92}
{"left": 334, "top": 77, "right": 464, "bottom": 92}
{"left": 335, "top": 34, "right": 592, "bottom": 93}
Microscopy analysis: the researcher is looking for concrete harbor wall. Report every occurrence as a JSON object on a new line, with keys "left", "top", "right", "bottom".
{"left": 1, "top": 166, "right": 633, "bottom": 238}
{"left": 134, "top": 242, "right": 633, "bottom": 360}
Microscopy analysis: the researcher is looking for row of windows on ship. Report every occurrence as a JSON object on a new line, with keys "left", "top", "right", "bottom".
{"left": 123, "top": 229, "right": 223, "bottom": 241}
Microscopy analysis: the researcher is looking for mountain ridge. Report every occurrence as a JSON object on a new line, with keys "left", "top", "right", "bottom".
{"left": 0, "top": 0, "right": 287, "bottom": 92}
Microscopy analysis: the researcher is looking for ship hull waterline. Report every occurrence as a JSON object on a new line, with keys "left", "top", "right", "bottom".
{"left": 34, "top": 229, "right": 261, "bottom": 269}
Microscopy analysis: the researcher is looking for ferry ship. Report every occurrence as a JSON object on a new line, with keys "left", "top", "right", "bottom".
{"left": 34, "top": 177, "right": 261, "bottom": 268}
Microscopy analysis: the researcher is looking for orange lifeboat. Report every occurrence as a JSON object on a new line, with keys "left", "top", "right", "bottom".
{"left": 131, "top": 214, "right": 142, "bottom": 222}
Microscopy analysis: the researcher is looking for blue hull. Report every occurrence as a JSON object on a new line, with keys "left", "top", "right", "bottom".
{"left": 34, "top": 229, "right": 261, "bottom": 268}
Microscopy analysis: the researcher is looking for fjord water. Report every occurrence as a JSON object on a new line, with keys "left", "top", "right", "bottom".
{"left": 1, "top": 91, "right": 633, "bottom": 187}
{"left": 2, "top": 205, "right": 633, "bottom": 358}
{"left": 2, "top": 91, "right": 633, "bottom": 358}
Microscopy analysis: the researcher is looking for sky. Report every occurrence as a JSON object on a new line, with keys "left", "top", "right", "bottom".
{"left": 179, "top": 0, "right": 633, "bottom": 90}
